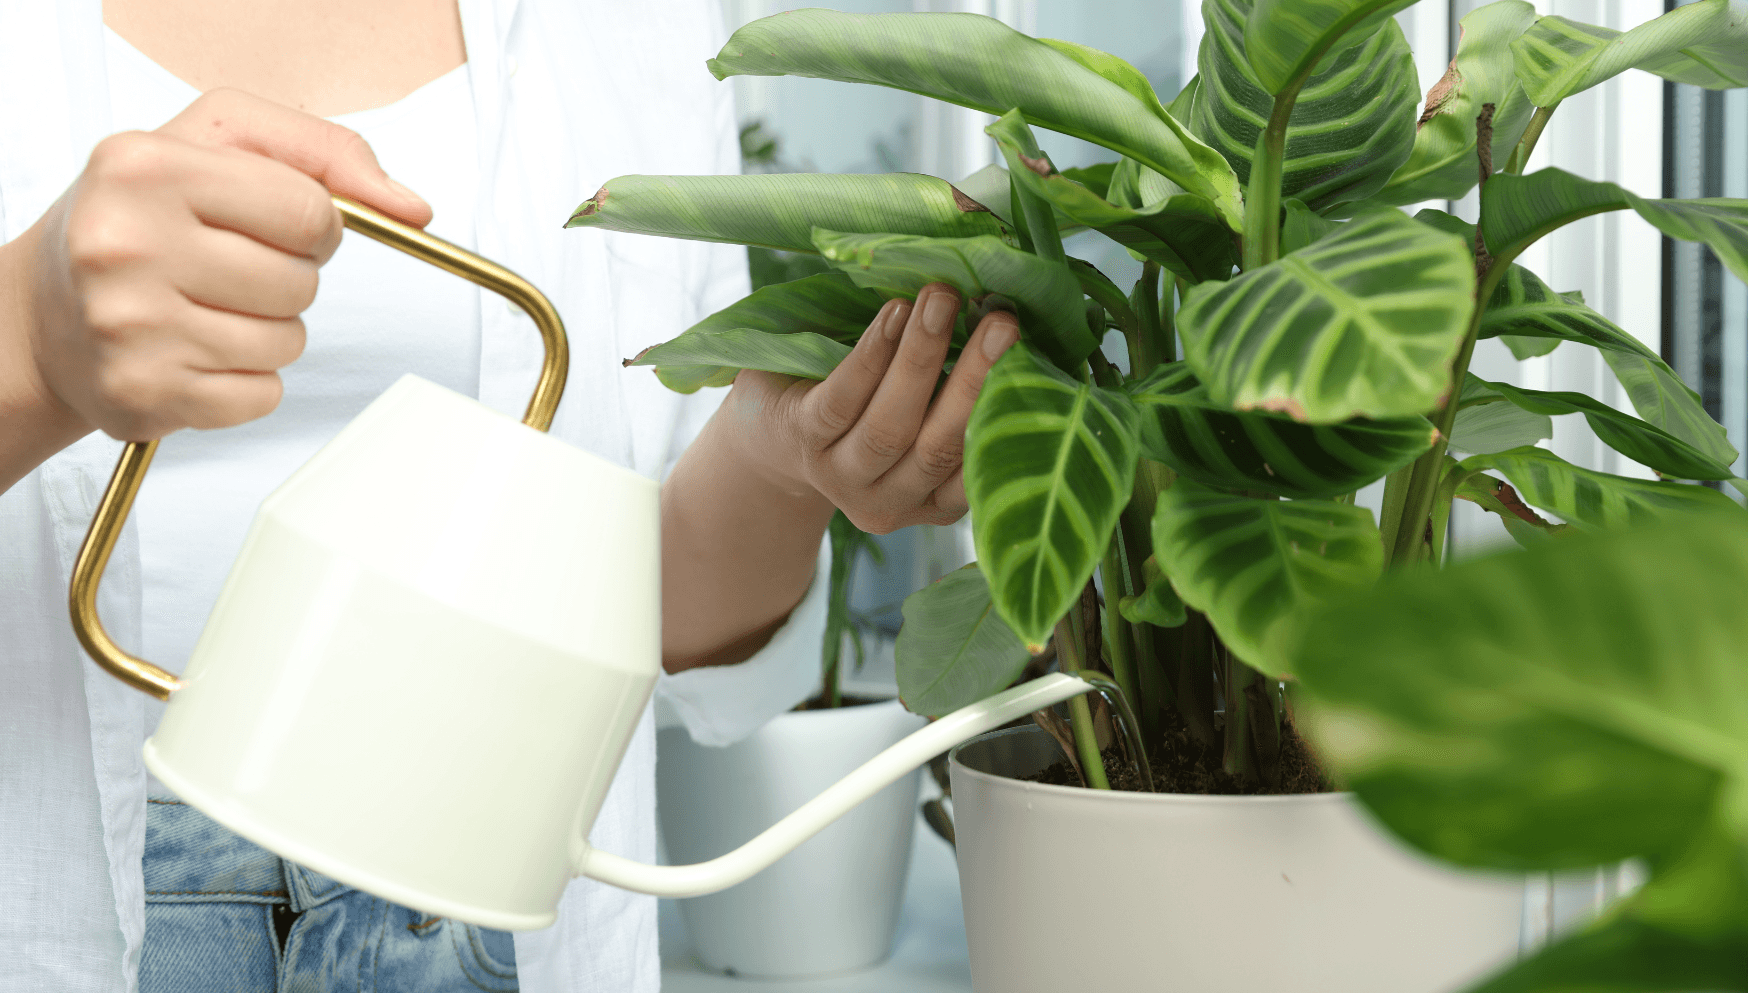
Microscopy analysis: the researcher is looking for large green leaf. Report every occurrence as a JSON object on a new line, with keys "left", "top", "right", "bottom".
{"left": 1372, "top": 0, "right": 1542, "bottom": 206}
{"left": 1477, "top": 263, "right": 1738, "bottom": 467}
{"left": 567, "top": 173, "right": 1007, "bottom": 251}
{"left": 1450, "top": 376, "right": 1552, "bottom": 455}
{"left": 1153, "top": 480, "right": 1382, "bottom": 674}
{"left": 988, "top": 111, "right": 1238, "bottom": 283}
{"left": 1177, "top": 208, "right": 1475, "bottom": 423}
{"left": 1243, "top": 0, "right": 1422, "bottom": 95}
{"left": 707, "top": 9, "right": 1244, "bottom": 228}
{"left": 1605, "top": 350, "right": 1740, "bottom": 471}
{"left": 1193, "top": 0, "right": 1419, "bottom": 213}
{"left": 1292, "top": 511, "right": 1748, "bottom": 871}
{"left": 811, "top": 228, "right": 1097, "bottom": 371}
{"left": 1457, "top": 447, "right": 1740, "bottom": 529}
{"left": 1127, "top": 362, "right": 1434, "bottom": 498}
{"left": 629, "top": 273, "right": 885, "bottom": 393}
{"left": 1482, "top": 168, "right": 1748, "bottom": 284}
{"left": 1511, "top": 0, "right": 1748, "bottom": 108}
{"left": 1468, "top": 893, "right": 1748, "bottom": 993}
{"left": 627, "top": 329, "right": 850, "bottom": 386}
{"left": 894, "top": 565, "right": 1033, "bottom": 718}
{"left": 1483, "top": 379, "right": 1737, "bottom": 480}
{"left": 966, "top": 343, "right": 1140, "bottom": 651}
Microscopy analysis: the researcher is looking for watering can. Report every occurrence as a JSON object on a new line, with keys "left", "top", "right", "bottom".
{"left": 68, "top": 198, "right": 1100, "bottom": 931}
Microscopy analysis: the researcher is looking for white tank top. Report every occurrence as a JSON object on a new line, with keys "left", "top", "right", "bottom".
{"left": 101, "top": 27, "right": 484, "bottom": 770}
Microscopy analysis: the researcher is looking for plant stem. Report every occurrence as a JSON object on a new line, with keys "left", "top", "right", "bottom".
{"left": 1377, "top": 462, "right": 1414, "bottom": 565}
{"left": 1177, "top": 612, "right": 1219, "bottom": 748}
{"left": 1101, "top": 535, "right": 1144, "bottom": 727}
{"left": 1088, "top": 349, "right": 1123, "bottom": 389}
{"left": 1055, "top": 587, "right": 1111, "bottom": 790}
{"left": 1010, "top": 173, "right": 1064, "bottom": 264}
{"left": 1221, "top": 646, "right": 1253, "bottom": 781}
{"left": 1504, "top": 103, "right": 1559, "bottom": 174}
{"left": 1241, "top": 91, "right": 1297, "bottom": 272}
{"left": 1127, "top": 262, "right": 1166, "bottom": 376}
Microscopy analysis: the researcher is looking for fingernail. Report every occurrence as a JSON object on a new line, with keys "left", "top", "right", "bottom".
{"left": 921, "top": 288, "right": 959, "bottom": 334}
{"left": 981, "top": 318, "right": 1019, "bottom": 361}
{"left": 883, "top": 300, "right": 911, "bottom": 340}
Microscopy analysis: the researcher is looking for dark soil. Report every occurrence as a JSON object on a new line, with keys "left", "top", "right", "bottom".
{"left": 792, "top": 692, "right": 888, "bottom": 711}
{"left": 1027, "top": 707, "right": 1333, "bottom": 796}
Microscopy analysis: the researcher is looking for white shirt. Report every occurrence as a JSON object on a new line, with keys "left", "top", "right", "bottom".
{"left": 0, "top": 2, "right": 828, "bottom": 991}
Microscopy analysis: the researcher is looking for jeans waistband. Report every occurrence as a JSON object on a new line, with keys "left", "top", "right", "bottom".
{"left": 144, "top": 795, "right": 350, "bottom": 912}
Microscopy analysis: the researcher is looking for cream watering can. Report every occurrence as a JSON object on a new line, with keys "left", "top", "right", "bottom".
{"left": 69, "top": 199, "right": 1100, "bottom": 931}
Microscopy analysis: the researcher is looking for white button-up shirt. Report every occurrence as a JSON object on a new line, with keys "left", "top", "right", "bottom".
{"left": 0, "top": 2, "right": 827, "bottom": 990}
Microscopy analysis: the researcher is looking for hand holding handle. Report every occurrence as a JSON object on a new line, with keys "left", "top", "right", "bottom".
{"left": 68, "top": 198, "right": 570, "bottom": 700}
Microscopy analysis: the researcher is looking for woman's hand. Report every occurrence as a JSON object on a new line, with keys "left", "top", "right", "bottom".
{"left": 718, "top": 282, "right": 1020, "bottom": 534}
{"left": 2, "top": 88, "right": 428, "bottom": 465}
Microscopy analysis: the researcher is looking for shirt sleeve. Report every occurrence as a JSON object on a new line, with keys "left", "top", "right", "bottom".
{"left": 649, "top": 27, "right": 826, "bottom": 748}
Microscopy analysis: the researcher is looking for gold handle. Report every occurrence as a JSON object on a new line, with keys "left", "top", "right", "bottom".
{"left": 68, "top": 197, "right": 571, "bottom": 700}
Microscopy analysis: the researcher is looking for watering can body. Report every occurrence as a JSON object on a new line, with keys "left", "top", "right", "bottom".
{"left": 70, "top": 199, "right": 1098, "bottom": 932}
{"left": 144, "top": 374, "right": 659, "bottom": 930}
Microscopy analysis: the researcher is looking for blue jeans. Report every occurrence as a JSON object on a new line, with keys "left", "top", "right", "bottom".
{"left": 142, "top": 795, "right": 517, "bottom": 993}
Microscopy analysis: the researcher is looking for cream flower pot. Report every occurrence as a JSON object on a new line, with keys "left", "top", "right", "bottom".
{"left": 950, "top": 725, "right": 1525, "bottom": 993}
{"left": 657, "top": 697, "right": 928, "bottom": 978}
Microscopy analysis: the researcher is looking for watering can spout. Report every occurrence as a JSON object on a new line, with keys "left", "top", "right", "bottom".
{"left": 572, "top": 673, "right": 1096, "bottom": 898}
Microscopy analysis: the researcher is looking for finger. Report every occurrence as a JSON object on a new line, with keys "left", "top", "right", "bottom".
{"left": 172, "top": 223, "right": 321, "bottom": 318}
{"left": 830, "top": 283, "right": 960, "bottom": 483}
{"left": 795, "top": 298, "right": 911, "bottom": 451}
{"left": 877, "top": 309, "right": 1019, "bottom": 500}
{"left": 928, "top": 469, "right": 969, "bottom": 524}
{"left": 177, "top": 370, "right": 286, "bottom": 430}
{"left": 177, "top": 306, "right": 309, "bottom": 374}
{"left": 158, "top": 88, "right": 431, "bottom": 229}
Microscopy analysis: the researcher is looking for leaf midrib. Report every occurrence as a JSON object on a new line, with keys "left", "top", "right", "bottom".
{"left": 1028, "top": 383, "right": 1093, "bottom": 621}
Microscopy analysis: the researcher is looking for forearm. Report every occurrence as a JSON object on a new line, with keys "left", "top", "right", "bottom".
{"left": 660, "top": 409, "right": 836, "bottom": 673}
{"left": 0, "top": 223, "right": 92, "bottom": 495}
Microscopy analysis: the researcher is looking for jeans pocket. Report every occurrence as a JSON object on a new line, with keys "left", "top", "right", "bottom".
{"left": 457, "top": 922, "right": 518, "bottom": 991}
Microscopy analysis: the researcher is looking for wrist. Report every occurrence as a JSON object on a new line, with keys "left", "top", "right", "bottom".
{"left": 1, "top": 224, "right": 93, "bottom": 492}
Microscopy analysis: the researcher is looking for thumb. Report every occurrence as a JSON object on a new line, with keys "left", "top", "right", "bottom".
{"left": 159, "top": 87, "right": 432, "bottom": 228}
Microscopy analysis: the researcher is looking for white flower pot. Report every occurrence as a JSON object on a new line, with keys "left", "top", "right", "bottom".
{"left": 950, "top": 726, "right": 1525, "bottom": 993}
{"left": 656, "top": 697, "right": 929, "bottom": 978}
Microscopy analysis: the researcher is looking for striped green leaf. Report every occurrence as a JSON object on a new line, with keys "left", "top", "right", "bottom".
{"left": 1477, "top": 264, "right": 1737, "bottom": 467}
{"left": 1279, "top": 199, "right": 1336, "bottom": 254}
{"left": 1177, "top": 208, "right": 1475, "bottom": 423}
{"left": 1153, "top": 480, "right": 1383, "bottom": 674}
{"left": 1127, "top": 362, "right": 1435, "bottom": 497}
{"left": 1456, "top": 447, "right": 1740, "bottom": 529}
{"left": 630, "top": 273, "right": 885, "bottom": 393}
{"left": 812, "top": 229, "right": 1097, "bottom": 372}
{"left": 706, "top": 9, "right": 1245, "bottom": 228}
{"left": 1291, "top": 510, "right": 1748, "bottom": 870}
{"left": 988, "top": 111, "right": 1238, "bottom": 282}
{"left": 894, "top": 565, "right": 1033, "bottom": 718}
{"left": 1119, "top": 556, "right": 1188, "bottom": 628}
{"left": 1243, "top": 0, "right": 1422, "bottom": 95}
{"left": 1511, "top": 0, "right": 1748, "bottom": 107}
{"left": 627, "top": 329, "right": 850, "bottom": 386}
{"left": 1483, "top": 380, "right": 1736, "bottom": 480}
{"left": 1450, "top": 377, "right": 1552, "bottom": 455}
{"left": 566, "top": 173, "right": 1008, "bottom": 252}
{"left": 1373, "top": 0, "right": 1542, "bottom": 206}
{"left": 1482, "top": 168, "right": 1748, "bottom": 284}
{"left": 1194, "top": 0, "right": 1419, "bottom": 212}
{"left": 966, "top": 343, "right": 1140, "bottom": 650}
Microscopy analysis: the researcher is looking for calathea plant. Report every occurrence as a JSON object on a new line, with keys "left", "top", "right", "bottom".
{"left": 568, "top": 0, "right": 1747, "bottom": 806}
{"left": 569, "top": 1, "right": 1748, "bottom": 787}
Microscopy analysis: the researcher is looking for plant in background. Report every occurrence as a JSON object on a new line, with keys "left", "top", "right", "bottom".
{"left": 572, "top": 1, "right": 1748, "bottom": 985}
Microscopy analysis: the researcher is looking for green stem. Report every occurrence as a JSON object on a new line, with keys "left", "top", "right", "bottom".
{"left": 1055, "top": 591, "right": 1111, "bottom": 790}
{"left": 1241, "top": 91, "right": 1298, "bottom": 272}
{"left": 1377, "top": 462, "right": 1414, "bottom": 564}
{"left": 1088, "top": 349, "right": 1123, "bottom": 390}
{"left": 1221, "top": 647, "right": 1254, "bottom": 781}
{"left": 1504, "top": 103, "right": 1559, "bottom": 175}
{"left": 1127, "top": 262, "right": 1166, "bottom": 376}
{"left": 1101, "top": 533, "right": 1143, "bottom": 726}
{"left": 1388, "top": 260, "right": 1510, "bottom": 566}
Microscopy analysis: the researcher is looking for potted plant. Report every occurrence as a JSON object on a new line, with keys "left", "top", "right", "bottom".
{"left": 574, "top": 1, "right": 1748, "bottom": 988}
